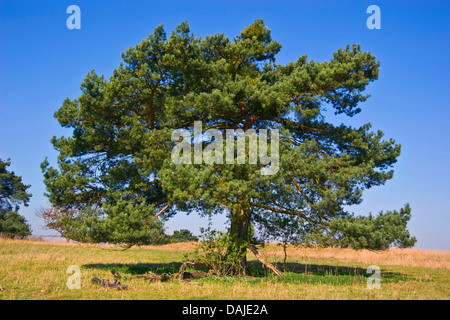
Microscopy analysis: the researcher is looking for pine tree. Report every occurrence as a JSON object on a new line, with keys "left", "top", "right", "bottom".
{"left": 170, "top": 229, "right": 199, "bottom": 243}
{"left": 42, "top": 19, "right": 413, "bottom": 273}
{"left": 0, "top": 158, "right": 32, "bottom": 238}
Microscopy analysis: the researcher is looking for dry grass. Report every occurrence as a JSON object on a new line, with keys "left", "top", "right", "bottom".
{"left": 141, "top": 241, "right": 200, "bottom": 252}
{"left": 5, "top": 238, "right": 200, "bottom": 251}
{"left": 260, "top": 244, "right": 450, "bottom": 270}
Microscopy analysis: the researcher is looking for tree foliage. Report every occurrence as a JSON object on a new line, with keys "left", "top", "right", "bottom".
{"left": 170, "top": 229, "right": 198, "bottom": 242}
{"left": 305, "top": 204, "right": 417, "bottom": 250}
{"left": 0, "top": 158, "right": 32, "bottom": 238}
{"left": 0, "top": 210, "right": 32, "bottom": 239}
{"left": 59, "top": 202, "right": 169, "bottom": 246}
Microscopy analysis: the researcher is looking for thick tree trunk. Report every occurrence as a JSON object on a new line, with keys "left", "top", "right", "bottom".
{"left": 229, "top": 208, "right": 251, "bottom": 275}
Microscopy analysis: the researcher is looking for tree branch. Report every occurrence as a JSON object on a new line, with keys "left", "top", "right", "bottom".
{"left": 250, "top": 202, "right": 317, "bottom": 224}
{"left": 153, "top": 204, "right": 169, "bottom": 219}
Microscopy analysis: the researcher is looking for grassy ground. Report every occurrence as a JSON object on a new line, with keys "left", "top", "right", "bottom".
{"left": 0, "top": 238, "right": 449, "bottom": 300}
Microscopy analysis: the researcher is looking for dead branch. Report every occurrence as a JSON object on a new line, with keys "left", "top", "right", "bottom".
{"left": 91, "top": 277, "right": 128, "bottom": 290}
{"left": 178, "top": 261, "right": 195, "bottom": 280}
{"left": 248, "top": 244, "right": 285, "bottom": 277}
{"left": 153, "top": 204, "right": 170, "bottom": 219}
{"left": 92, "top": 266, "right": 208, "bottom": 290}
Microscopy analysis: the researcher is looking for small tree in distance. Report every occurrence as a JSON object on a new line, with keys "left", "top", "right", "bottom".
{"left": 170, "top": 229, "right": 199, "bottom": 243}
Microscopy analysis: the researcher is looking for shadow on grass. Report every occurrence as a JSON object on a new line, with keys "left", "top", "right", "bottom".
{"left": 83, "top": 261, "right": 409, "bottom": 283}
{"left": 249, "top": 262, "right": 370, "bottom": 277}
{"left": 83, "top": 262, "right": 185, "bottom": 276}
{"left": 249, "top": 261, "right": 409, "bottom": 283}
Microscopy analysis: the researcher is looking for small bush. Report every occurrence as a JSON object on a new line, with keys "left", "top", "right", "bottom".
{"left": 193, "top": 228, "right": 246, "bottom": 276}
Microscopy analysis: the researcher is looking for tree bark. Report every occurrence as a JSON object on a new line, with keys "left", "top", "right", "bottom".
{"left": 229, "top": 207, "right": 251, "bottom": 275}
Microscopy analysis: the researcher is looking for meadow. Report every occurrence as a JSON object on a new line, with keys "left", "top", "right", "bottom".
{"left": 0, "top": 238, "right": 449, "bottom": 300}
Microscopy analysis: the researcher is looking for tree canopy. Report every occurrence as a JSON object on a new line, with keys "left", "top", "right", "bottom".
{"left": 0, "top": 158, "right": 32, "bottom": 238}
{"left": 42, "top": 19, "right": 415, "bottom": 271}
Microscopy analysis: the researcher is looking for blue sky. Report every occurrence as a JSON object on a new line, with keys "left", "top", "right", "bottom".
{"left": 0, "top": 0, "right": 449, "bottom": 249}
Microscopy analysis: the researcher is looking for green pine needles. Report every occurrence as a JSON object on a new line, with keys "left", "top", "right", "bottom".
{"left": 0, "top": 158, "right": 32, "bottom": 239}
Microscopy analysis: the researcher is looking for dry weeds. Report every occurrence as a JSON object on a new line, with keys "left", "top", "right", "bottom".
{"left": 260, "top": 244, "right": 450, "bottom": 269}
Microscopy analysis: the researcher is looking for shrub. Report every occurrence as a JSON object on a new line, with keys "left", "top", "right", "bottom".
{"left": 193, "top": 228, "right": 247, "bottom": 276}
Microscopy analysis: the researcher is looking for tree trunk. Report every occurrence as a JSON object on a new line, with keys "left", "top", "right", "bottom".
{"left": 229, "top": 207, "right": 251, "bottom": 275}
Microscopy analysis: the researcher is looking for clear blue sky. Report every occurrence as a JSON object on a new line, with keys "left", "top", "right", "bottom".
{"left": 1, "top": 0, "right": 449, "bottom": 249}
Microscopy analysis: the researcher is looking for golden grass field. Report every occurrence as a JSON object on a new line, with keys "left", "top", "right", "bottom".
{"left": 0, "top": 238, "right": 449, "bottom": 300}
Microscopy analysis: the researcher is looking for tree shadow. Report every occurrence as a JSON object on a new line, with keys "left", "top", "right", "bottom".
{"left": 247, "top": 261, "right": 409, "bottom": 281}
{"left": 83, "top": 261, "right": 409, "bottom": 283}
{"left": 83, "top": 262, "right": 186, "bottom": 276}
